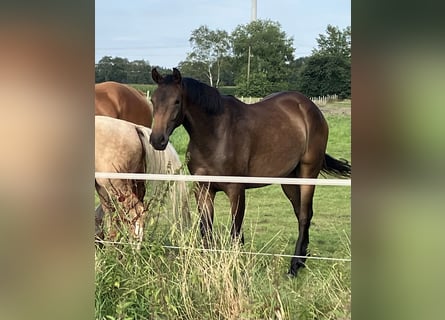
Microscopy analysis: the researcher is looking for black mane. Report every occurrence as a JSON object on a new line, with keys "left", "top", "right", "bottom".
{"left": 163, "top": 75, "right": 224, "bottom": 115}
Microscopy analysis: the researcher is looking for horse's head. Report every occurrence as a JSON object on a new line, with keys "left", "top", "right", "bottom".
{"left": 150, "top": 68, "right": 184, "bottom": 150}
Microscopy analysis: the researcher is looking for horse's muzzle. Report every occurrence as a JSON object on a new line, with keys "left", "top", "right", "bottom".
{"left": 149, "top": 133, "right": 168, "bottom": 150}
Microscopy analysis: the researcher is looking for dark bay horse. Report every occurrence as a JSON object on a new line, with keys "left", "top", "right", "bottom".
{"left": 95, "top": 116, "right": 188, "bottom": 247}
{"left": 149, "top": 68, "right": 351, "bottom": 276}
{"left": 95, "top": 81, "right": 153, "bottom": 127}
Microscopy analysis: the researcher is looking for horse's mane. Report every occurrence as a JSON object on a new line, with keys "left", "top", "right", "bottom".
{"left": 163, "top": 75, "right": 224, "bottom": 115}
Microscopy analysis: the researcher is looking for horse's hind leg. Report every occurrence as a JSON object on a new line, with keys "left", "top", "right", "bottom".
{"left": 95, "top": 204, "right": 105, "bottom": 241}
{"left": 284, "top": 163, "right": 319, "bottom": 277}
{"left": 95, "top": 181, "right": 115, "bottom": 242}
{"left": 281, "top": 183, "right": 304, "bottom": 274}
{"left": 195, "top": 182, "right": 216, "bottom": 247}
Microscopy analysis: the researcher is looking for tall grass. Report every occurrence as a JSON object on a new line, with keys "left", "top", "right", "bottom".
{"left": 95, "top": 102, "right": 351, "bottom": 319}
{"left": 96, "top": 202, "right": 351, "bottom": 319}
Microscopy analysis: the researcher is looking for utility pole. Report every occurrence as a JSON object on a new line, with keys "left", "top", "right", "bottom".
{"left": 247, "top": 46, "right": 251, "bottom": 88}
{"left": 247, "top": 0, "right": 257, "bottom": 90}
{"left": 251, "top": 0, "right": 257, "bottom": 21}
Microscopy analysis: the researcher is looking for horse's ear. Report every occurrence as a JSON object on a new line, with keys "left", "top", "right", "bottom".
{"left": 172, "top": 68, "right": 182, "bottom": 84}
{"left": 152, "top": 68, "right": 163, "bottom": 84}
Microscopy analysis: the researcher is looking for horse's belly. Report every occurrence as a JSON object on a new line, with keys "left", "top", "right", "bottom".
{"left": 245, "top": 129, "right": 304, "bottom": 173}
{"left": 187, "top": 139, "right": 302, "bottom": 191}
{"left": 248, "top": 155, "right": 299, "bottom": 178}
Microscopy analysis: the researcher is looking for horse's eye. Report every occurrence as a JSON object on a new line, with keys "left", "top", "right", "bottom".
{"left": 175, "top": 100, "right": 180, "bottom": 105}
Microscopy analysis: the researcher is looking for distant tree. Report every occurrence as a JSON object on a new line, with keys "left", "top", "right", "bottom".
{"left": 288, "top": 56, "right": 310, "bottom": 91}
{"left": 127, "top": 60, "right": 152, "bottom": 84}
{"left": 150, "top": 65, "right": 171, "bottom": 75}
{"left": 95, "top": 56, "right": 130, "bottom": 83}
{"left": 187, "top": 25, "right": 231, "bottom": 87}
{"left": 95, "top": 56, "right": 113, "bottom": 82}
{"left": 298, "top": 54, "right": 350, "bottom": 98}
{"left": 235, "top": 72, "right": 271, "bottom": 97}
{"left": 312, "top": 25, "right": 351, "bottom": 59}
{"left": 95, "top": 57, "right": 156, "bottom": 84}
{"left": 217, "top": 56, "right": 236, "bottom": 86}
{"left": 109, "top": 57, "right": 129, "bottom": 83}
{"left": 231, "top": 19, "right": 295, "bottom": 96}
{"left": 177, "top": 60, "right": 209, "bottom": 83}
{"left": 178, "top": 56, "right": 235, "bottom": 86}
{"left": 297, "top": 25, "right": 351, "bottom": 98}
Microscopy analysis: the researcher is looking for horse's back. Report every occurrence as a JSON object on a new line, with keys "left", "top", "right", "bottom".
{"left": 95, "top": 81, "right": 153, "bottom": 127}
{"left": 95, "top": 116, "right": 145, "bottom": 181}
{"left": 259, "top": 91, "right": 325, "bottom": 119}
{"left": 221, "top": 91, "right": 329, "bottom": 177}
{"left": 253, "top": 91, "right": 328, "bottom": 142}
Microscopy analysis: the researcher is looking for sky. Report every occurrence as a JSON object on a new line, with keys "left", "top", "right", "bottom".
{"left": 95, "top": 0, "right": 351, "bottom": 68}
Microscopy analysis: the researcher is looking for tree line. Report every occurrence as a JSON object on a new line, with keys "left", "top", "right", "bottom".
{"left": 95, "top": 21, "right": 350, "bottom": 98}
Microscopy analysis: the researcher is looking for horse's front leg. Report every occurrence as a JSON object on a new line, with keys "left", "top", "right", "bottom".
{"left": 95, "top": 181, "right": 113, "bottom": 242}
{"left": 195, "top": 182, "right": 216, "bottom": 247}
{"left": 226, "top": 184, "right": 246, "bottom": 245}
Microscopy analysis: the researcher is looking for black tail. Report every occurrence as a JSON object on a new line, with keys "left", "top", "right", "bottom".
{"left": 321, "top": 154, "right": 351, "bottom": 178}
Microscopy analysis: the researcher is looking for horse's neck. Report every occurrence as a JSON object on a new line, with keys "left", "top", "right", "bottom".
{"left": 183, "top": 105, "right": 228, "bottom": 144}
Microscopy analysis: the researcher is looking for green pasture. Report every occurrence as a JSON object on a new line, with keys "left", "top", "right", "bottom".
{"left": 129, "top": 83, "right": 157, "bottom": 95}
{"left": 95, "top": 101, "right": 351, "bottom": 319}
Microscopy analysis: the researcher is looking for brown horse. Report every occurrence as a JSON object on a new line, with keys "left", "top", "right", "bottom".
{"left": 149, "top": 68, "right": 351, "bottom": 276}
{"left": 95, "top": 81, "right": 153, "bottom": 127}
{"left": 95, "top": 116, "right": 188, "bottom": 247}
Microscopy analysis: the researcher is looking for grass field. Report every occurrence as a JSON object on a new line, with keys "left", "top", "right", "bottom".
{"left": 95, "top": 101, "right": 351, "bottom": 319}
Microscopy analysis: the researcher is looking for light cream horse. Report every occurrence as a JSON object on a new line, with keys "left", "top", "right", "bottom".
{"left": 95, "top": 116, "right": 189, "bottom": 247}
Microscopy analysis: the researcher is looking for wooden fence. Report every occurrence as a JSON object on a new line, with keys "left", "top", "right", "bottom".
{"left": 310, "top": 94, "right": 338, "bottom": 106}
{"left": 145, "top": 90, "right": 339, "bottom": 107}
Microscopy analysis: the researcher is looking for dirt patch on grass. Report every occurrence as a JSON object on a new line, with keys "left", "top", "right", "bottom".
{"left": 319, "top": 105, "right": 351, "bottom": 116}
{"left": 316, "top": 101, "right": 351, "bottom": 116}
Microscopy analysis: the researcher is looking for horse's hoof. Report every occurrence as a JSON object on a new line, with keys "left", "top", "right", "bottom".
{"left": 288, "top": 261, "right": 306, "bottom": 278}
{"left": 287, "top": 266, "right": 299, "bottom": 278}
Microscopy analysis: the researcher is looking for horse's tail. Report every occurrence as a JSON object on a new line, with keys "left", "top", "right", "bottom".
{"left": 160, "top": 144, "right": 191, "bottom": 229}
{"left": 135, "top": 126, "right": 191, "bottom": 227}
{"left": 321, "top": 154, "right": 351, "bottom": 178}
